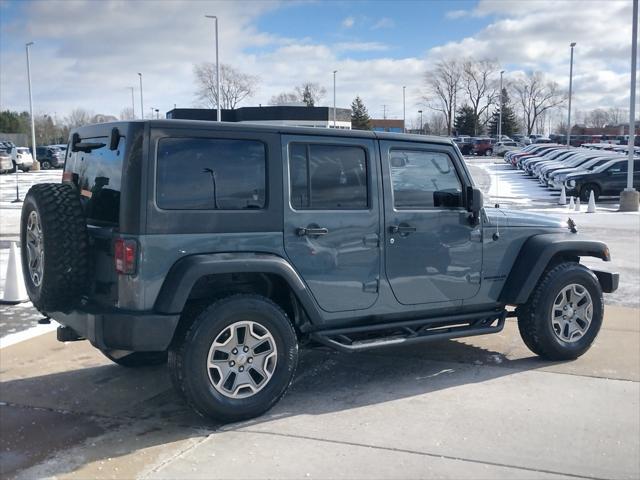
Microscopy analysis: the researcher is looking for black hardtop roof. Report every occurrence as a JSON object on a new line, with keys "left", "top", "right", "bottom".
{"left": 72, "top": 119, "right": 453, "bottom": 146}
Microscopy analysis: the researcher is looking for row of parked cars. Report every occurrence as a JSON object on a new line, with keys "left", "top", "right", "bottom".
{"left": 453, "top": 135, "right": 551, "bottom": 157}
{"left": 0, "top": 141, "right": 67, "bottom": 173}
{"left": 504, "top": 143, "right": 640, "bottom": 201}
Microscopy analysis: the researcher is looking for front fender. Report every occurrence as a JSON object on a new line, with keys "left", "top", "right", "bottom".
{"left": 500, "top": 234, "right": 611, "bottom": 305}
{"left": 153, "top": 252, "right": 322, "bottom": 323}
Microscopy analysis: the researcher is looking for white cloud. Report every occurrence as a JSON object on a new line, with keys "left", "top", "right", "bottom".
{"left": 334, "top": 41, "right": 389, "bottom": 52}
{"left": 342, "top": 16, "right": 355, "bottom": 28}
{"left": 372, "top": 17, "right": 395, "bottom": 29}
{"left": 445, "top": 10, "right": 469, "bottom": 20}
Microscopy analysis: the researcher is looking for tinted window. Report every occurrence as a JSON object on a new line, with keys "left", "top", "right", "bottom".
{"left": 67, "top": 136, "right": 125, "bottom": 224}
{"left": 389, "top": 150, "right": 462, "bottom": 209}
{"left": 608, "top": 162, "right": 627, "bottom": 173}
{"left": 156, "top": 138, "right": 266, "bottom": 210}
{"left": 289, "top": 143, "right": 368, "bottom": 210}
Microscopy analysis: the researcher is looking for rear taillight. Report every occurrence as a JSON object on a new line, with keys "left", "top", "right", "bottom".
{"left": 114, "top": 238, "right": 137, "bottom": 275}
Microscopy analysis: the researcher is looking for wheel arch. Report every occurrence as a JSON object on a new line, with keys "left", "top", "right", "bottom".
{"left": 154, "top": 253, "right": 321, "bottom": 332}
{"left": 499, "top": 234, "right": 611, "bottom": 305}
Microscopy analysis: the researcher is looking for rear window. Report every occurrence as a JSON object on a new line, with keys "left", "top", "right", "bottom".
{"left": 66, "top": 136, "right": 125, "bottom": 225}
{"left": 156, "top": 137, "right": 266, "bottom": 210}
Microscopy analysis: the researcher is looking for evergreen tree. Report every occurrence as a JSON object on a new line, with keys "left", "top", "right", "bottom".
{"left": 488, "top": 88, "right": 518, "bottom": 137}
{"left": 301, "top": 85, "right": 315, "bottom": 107}
{"left": 351, "top": 96, "right": 372, "bottom": 130}
{"left": 454, "top": 105, "right": 476, "bottom": 136}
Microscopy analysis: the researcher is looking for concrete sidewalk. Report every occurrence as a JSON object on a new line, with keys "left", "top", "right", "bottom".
{"left": 1, "top": 306, "right": 638, "bottom": 479}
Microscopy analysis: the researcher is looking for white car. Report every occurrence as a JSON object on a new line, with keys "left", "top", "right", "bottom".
{"left": 0, "top": 149, "right": 13, "bottom": 173}
{"left": 494, "top": 141, "right": 519, "bottom": 156}
{"left": 11, "top": 147, "right": 34, "bottom": 172}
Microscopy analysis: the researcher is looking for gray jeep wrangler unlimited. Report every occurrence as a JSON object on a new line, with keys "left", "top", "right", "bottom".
{"left": 21, "top": 120, "right": 619, "bottom": 422}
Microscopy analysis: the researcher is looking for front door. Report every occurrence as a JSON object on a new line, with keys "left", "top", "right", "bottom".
{"left": 283, "top": 135, "right": 381, "bottom": 313}
{"left": 380, "top": 141, "right": 482, "bottom": 305}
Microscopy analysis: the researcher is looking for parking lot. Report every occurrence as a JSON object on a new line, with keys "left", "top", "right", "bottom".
{"left": 0, "top": 165, "right": 638, "bottom": 479}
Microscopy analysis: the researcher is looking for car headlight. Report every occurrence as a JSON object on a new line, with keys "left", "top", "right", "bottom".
{"left": 566, "top": 179, "right": 576, "bottom": 188}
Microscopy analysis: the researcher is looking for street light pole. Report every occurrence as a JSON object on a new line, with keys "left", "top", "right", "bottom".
{"left": 418, "top": 110, "right": 423, "bottom": 134}
{"left": 620, "top": 0, "right": 639, "bottom": 211}
{"left": 129, "top": 87, "right": 136, "bottom": 119}
{"left": 138, "top": 73, "right": 144, "bottom": 119}
{"left": 25, "top": 42, "right": 39, "bottom": 172}
{"left": 205, "top": 15, "right": 221, "bottom": 122}
{"left": 566, "top": 42, "right": 576, "bottom": 146}
{"left": 498, "top": 70, "right": 504, "bottom": 140}
{"left": 402, "top": 86, "right": 406, "bottom": 133}
{"left": 333, "top": 70, "right": 337, "bottom": 128}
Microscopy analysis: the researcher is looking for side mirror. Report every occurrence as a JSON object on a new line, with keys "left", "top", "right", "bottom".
{"left": 466, "top": 186, "right": 483, "bottom": 214}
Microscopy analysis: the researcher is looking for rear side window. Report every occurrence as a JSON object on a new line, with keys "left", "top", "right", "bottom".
{"left": 156, "top": 138, "right": 266, "bottom": 210}
{"left": 289, "top": 143, "right": 368, "bottom": 210}
{"left": 67, "top": 136, "right": 124, "bottom": 225}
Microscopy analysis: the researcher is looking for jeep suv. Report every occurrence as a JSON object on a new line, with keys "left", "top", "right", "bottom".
{"left": 21, "top": 121, "right": 618, "bottom": 422}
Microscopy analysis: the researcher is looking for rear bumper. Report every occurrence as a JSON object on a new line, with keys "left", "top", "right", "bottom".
{"left": 51, "top": 306, "right": 180, "bottom": 351}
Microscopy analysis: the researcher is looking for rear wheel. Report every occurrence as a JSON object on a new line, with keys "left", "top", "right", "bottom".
{"left": 41, "top": 160, "right": 51, "bottom": 170}
{"left": 517, "top": 262, "right": 603, "bottom": 360}
{"left": 580, "top": 183, "right": 600, "bottom": 202}
{"left": 169, "top": 294, "right": 298, "bottom": 422}
{"left": 485, "top": 149, "right": 493, "bottom": 156}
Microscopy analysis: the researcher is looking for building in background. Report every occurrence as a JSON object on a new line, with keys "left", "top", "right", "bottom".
{"left": 167, "top": 106, "right": 352, "bottom": 129}
{"left": 370, "top": 119, "right": 405, "bottom": 133}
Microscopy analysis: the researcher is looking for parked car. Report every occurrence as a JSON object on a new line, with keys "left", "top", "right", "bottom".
{"left": 34, "top": 146, "right": 65, "bottom": 169}
{"left": 11, "top": 146, "right": 34, "bottom": 172}
{"left": 565, "top": 158, "right": 640, "bottom": 201}
{"left": 548, "top": 156, "right": 628, "bottom": 190}
{"left": 20, "top": 120, "right": 618, "bottom": 422}
{"left": 494, "top": 141, "right": 519, "bottom": 156}
{"left": 452, "top": 136, "right": 473, "bottom": 155}
{"left": 472, "top": 137, "right": 495, "bottom": 156}
{"left": 0, "top": 148, "right": 13, "bottom": 174}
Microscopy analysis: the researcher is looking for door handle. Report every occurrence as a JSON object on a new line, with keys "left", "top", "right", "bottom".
{"left": 389, "top": 225, "right": 416, "bottom": 234}
{"left": 296, "top": 227, "right": 329, "bottom": 237}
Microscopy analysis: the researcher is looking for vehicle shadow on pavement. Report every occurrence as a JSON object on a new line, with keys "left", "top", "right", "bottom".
{"left": 0, "top": 336, "right": 561, "bottom": 478}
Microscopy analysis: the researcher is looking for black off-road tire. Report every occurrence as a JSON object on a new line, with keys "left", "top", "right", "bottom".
{"left": 101, "top": 350, "right": 168, "bottom": 367}
{"left": 169, "top": 294, "right": 298, "bottom": 423}
{"left": 517, "top": 262, "right": 603, "bottom": 361}
{"left": 20, "top": 183, "right": 89, "bottom": 312}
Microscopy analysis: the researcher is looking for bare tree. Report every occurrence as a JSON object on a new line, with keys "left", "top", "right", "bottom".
{"left": 585, "top": 108, "right": 610, "bottom": 128}
{"left": 606, "top": 107, "right": 627, "bottom": 125}
{"left": 461, "top": 59, "right": 499, "bottom": 135}
{"left": 512, "top": 72, "right": 566, "bottom": 135}
{"left": 295, "top": 82, "right": 326, "bottom": 107}
{"left": 424, "top": 60, "right": 461, "bottom": 136}
{"left": 65, "top": 108, "right": 94, "bottom": 129}
{"left": 120, "top": 107, "right": 135, "bottom": 120}
{"left": 269, "top": 91, "right": 300, "bottom": 105}
{"left": 194, "top": 63, "right": 259, "bottom": 110}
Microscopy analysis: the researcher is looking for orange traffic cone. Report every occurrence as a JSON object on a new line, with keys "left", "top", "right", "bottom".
{"left": 1, "top": 242, "right": 28, "bottom": 304}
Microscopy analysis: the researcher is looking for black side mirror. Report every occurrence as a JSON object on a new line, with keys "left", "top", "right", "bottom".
{"left": 466, "top": 187, "right": 483, "bottom": 225}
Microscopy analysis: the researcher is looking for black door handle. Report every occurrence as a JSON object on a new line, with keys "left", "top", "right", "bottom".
{"left": 296, "top": 227, "right": 329, "bottom": 237}
{"left": 389, "top": 225, "right": 416, "bottom": 234}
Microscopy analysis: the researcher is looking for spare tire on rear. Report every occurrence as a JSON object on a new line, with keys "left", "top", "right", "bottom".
{"left": 20, "top": 183, "right": 90, "bottom": 312}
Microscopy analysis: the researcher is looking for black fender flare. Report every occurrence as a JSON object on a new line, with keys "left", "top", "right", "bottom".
{"left": 500, "top": 234, "right": 611, "bottom": 305}
{"left": 154, "top": 252, "right": 322, "bottom": 324}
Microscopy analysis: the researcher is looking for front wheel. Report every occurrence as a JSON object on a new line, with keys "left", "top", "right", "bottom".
{"left": 485, "top": 149, "right": 493, "bottom": 156}
{"left": 517, "top": 262, "right": 603, "bottom": 360}
{"left": 169, "top": 294, "right": 298, "bottom": 422}
{"left": 41, "top": 160, "right": 51, "bottom": 170}
{"left": 580, "top": 183, "right": 600, "bottom": 202}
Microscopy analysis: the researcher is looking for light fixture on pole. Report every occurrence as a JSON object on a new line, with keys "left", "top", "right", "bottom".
{"left": 25, "top": 41, "right": 39, "bottom": 172}
{"left": 402, "top": 86, "right": 406, "bottom": 133}
{"left": 498, "top": 70, "right": 504, "bottom": 141}
{"left": 205, "top": 15, "right": 221, "bottom": 122}
{"left": 138, "top": 73, "right": 144, "bottom": 119}
{"left": 566, "top": 42, "right": 576, "bottom": 147}
{"left": 155, "top": 108, "right": 160, "bottom": 119}
{"left": 333, "top": 70, "right": 337, "bottom": 128}
{"left": 418, "top": 110, "right": 423, "bottom": 134}
{"left": 128, "top": 87, "right": 136, "bottom": 119}
{"left": 620, "top": 0, "right": 639, "bottom": 211}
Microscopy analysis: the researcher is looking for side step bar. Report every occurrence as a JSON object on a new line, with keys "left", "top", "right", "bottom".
{"left": 309, "top": 311, "right": 506, "bottom": 353}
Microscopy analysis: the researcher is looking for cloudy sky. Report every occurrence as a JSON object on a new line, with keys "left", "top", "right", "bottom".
{"left": 0, "top": 0, "right": 636, "bottom": 123}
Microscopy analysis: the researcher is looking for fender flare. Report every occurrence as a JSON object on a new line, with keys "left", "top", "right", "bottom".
{"left": 499, "top": 234, "right": 611, "bottom": 305}
{"left": 153, "top": 252, "right": 322, "bottom": 324}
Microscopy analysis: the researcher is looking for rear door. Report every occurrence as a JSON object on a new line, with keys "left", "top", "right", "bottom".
{"left": 282, "top": 135, "right": 381, "bottom": 313}
{"left": 380, "top": 140, "right": 482, "bottom": 305}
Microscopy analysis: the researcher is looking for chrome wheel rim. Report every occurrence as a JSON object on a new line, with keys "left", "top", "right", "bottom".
{"left": 207, "top": 320, "right": 277, "bottom": 399}
{"left": 551, "top": 283, "right": 593, "bottom": 343}
{"left": 25, "top": 210, "right": 44, "bottom": 287}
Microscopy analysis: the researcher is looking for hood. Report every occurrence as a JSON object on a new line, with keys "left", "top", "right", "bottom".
{"left": 495, "top": 208, "right": 565, "bottom": 228}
